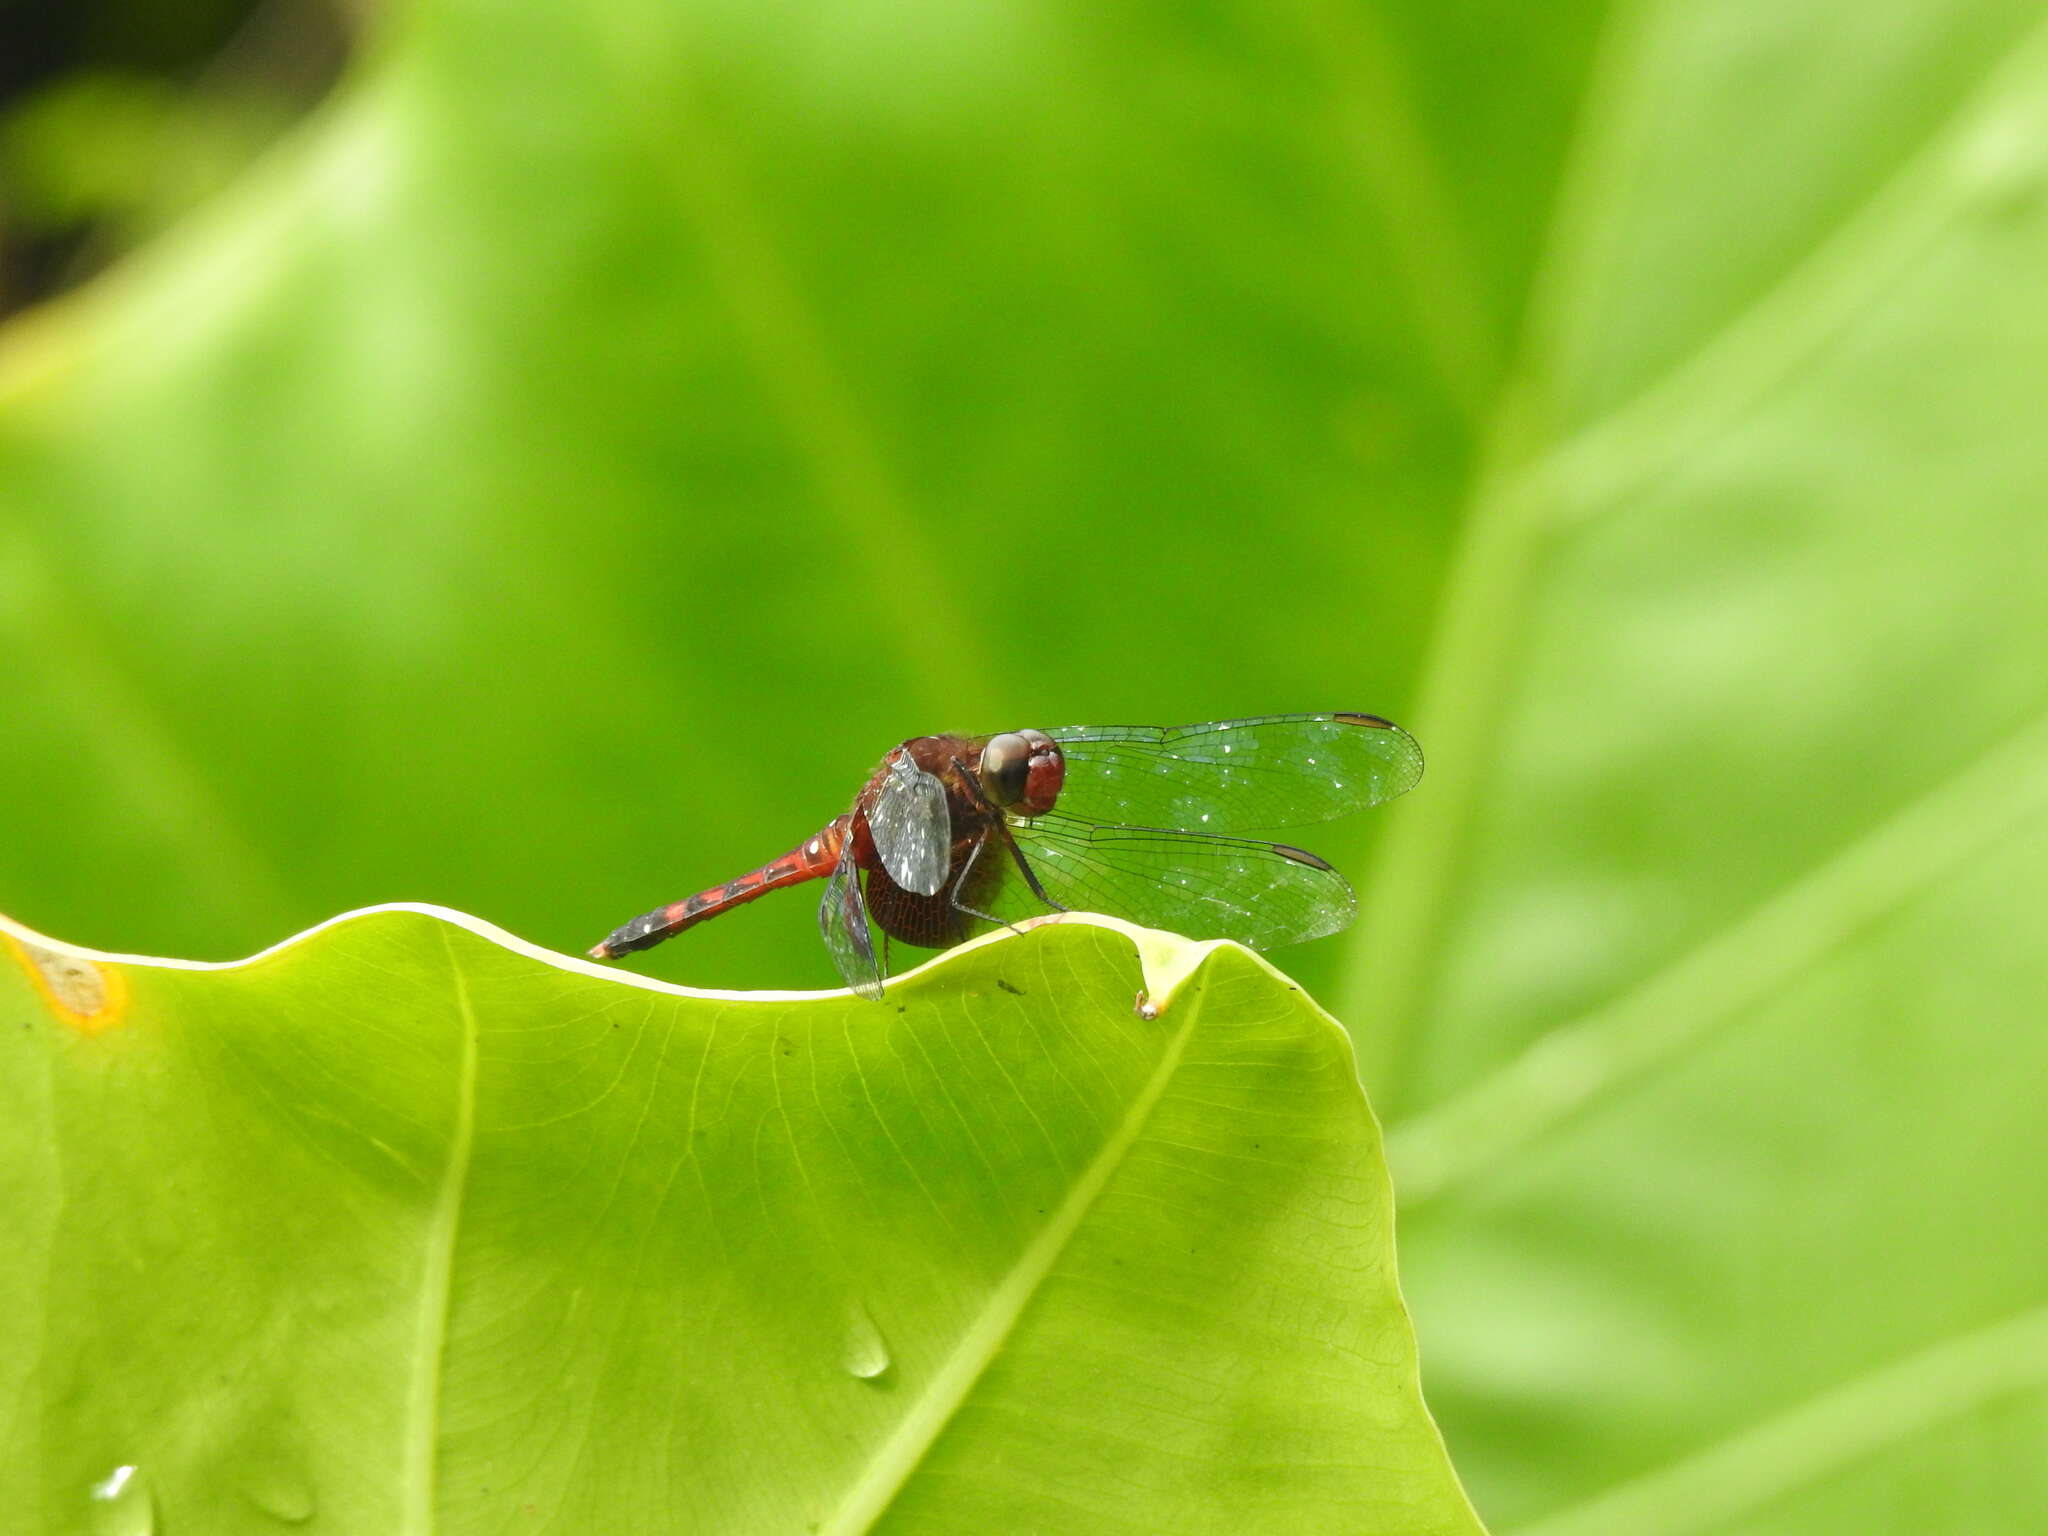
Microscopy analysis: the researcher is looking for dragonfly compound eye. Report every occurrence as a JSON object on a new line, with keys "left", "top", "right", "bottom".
{"left": 1017, "top": 729, "right": 1064, "bottom": 817}
{"left": 977, "top": 733, "right": 1034, "bottom": 807}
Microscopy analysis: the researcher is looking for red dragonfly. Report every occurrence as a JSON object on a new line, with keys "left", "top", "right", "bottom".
{"left": 590, "top": 712, "right": 1421, "bottom": 999}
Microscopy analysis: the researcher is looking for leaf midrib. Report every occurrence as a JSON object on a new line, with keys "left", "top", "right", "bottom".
{"left": 1346, "top": 3, "right": 2048, "bottom": 1102}
{"left": 1387, "top": 704, "right": 2048, "bottom": 1206}
{"left": 1507, "top": 1301, "right": 2048, "bottom": 1536}
{"left": 582, "top": 11, "right": 984, "bottom": 725}
{"left": 1523, "top": 8, "right": 2048, "bottom": 522}
{"left": 403, "top": 930, "right": 481, "bottom": 1535}
{"left": 817, "top": 979, "right": 1208, "bottom": 1535}
{"left": 1337, "top": 10, "right": 2048, "bottom": 1526}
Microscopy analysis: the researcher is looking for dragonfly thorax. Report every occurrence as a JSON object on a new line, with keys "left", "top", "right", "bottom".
{"left": 977, "top": 729, "right": 1063, "bottom": 816}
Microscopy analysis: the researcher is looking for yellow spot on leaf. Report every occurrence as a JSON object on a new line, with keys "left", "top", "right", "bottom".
{"left": 3, "top": 933, "right": 129, "bottom": 1034}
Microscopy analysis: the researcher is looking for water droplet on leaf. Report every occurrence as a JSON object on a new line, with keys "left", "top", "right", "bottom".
{"left": 89, "top": 1465, "right": 154, "bottom": 1536}
{"left": 243, "top": 1460, "right": 317, "bottom": 1523}
{"left": 842, "top": 1304, "right": 892, "bottom": 1381}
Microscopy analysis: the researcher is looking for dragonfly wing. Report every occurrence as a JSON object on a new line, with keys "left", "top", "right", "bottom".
{"left": 818, "top": 832, "right": 885, "bottom": 1000}
{"left": 1046, "top": 713, "right": 1422, "bottom": 831}
{"left": 869, "top": 749, "right": 952, "bottom": 897}
{"left": 1003, "top": 810, "right": 1356, "bottom": 950}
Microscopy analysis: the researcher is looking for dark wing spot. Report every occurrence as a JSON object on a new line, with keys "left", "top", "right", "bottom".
{"left": 1273, "top": 843, "right": 1336, "bottom": 871}
{"left": 1333, "top": 711, "right": 1396, "bottom": 729}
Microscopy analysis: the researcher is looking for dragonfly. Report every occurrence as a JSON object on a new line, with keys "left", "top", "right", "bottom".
{"left": 589, "top": 712, "right": 1422, "bottom": 1000}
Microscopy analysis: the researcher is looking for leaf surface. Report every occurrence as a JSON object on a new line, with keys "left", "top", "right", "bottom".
{"left": 0, "top": 909, "right": 1481, "bottom": 1534}
{"left": 6, "top": 0, "right": 2048, "bottom": 1529}
{"left": 1343, "top": 3, "right": 2048, "bottom": 1529}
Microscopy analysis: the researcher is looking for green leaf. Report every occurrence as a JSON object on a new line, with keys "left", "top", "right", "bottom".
{"left": 1338, "top": 4, "right": 2048, "bottom": 1532}
{"left": 1, "top": 908, "right": 1481, "bottom": 1534}
{"left": 8, "top": 0, "right": 2048, "bottom": 1530}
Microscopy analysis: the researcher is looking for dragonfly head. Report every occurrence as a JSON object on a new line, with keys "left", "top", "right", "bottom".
{"left": 977, "top": 729, "right": 1063, "bottom": 816}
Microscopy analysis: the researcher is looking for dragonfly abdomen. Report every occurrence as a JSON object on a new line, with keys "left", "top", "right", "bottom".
{"left": 589, "top": 820, "right": 847, "bottom": 959}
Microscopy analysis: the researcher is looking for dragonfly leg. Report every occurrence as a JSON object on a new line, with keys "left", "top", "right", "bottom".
{"left": 946, "top": 833, "right": 1021, "bottom": 933}
{"left": 949, "top": 756, "right": 1069, "bottom": 922}
{"left": 996, "top": 820, "right": 1067, "bottom": 912}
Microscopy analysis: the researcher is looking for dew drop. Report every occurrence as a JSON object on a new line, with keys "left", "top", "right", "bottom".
{"left": 842, "top": 1304, "right": 892, "bottom": 1381}
{"left": 88, "top": 1465, "right": 154, "bottom": 1536}
{"left": 242, "top": 1459, "right": 317, "bottom": 1524}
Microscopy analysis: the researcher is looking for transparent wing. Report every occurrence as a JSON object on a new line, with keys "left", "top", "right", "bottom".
{"left": 817, "top": 827, "right": 884, "bottom": 1000}
{"left": 1000, "top": 811, "right": 1356, "bottom": 949}
{"left": 868, "top": 749, "right": 952, "bottom": 897}
{"left": 1046, "top": 713, "right": 1422, "bottom": 832}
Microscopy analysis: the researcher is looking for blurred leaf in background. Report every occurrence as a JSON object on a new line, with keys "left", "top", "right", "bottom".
{"left": 3, "top": 0, "right": 2047, "bottom": 1530}
{"left": 0, "top": 0, "right": 1561, "bottom": 1007}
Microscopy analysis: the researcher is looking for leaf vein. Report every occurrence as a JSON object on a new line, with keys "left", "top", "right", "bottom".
{"left": 403, "top": 930, "right": 483, "bottom": 1535}
{"left": 1390, "top": 705, "right": 2048, "bottom": 1205}
{"left": 1510, "top": 1302, "right": 2048, "bottom": 1536}
{"left": 816, "top": 973, "right": 1210, "bottom": 1534}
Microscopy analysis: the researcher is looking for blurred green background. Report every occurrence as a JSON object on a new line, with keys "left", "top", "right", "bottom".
{"left": 5, "top": 0, "right": 2048, "bottom": 1530}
